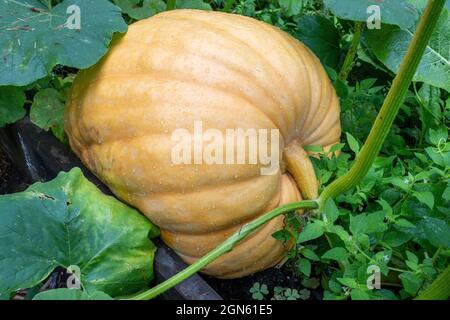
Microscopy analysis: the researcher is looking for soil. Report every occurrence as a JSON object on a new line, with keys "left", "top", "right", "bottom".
{"left": 205, "top": 265, "right": 323, "bottom": 300}
{"left": 0, "top": 148, "right": 29, "bottom": 195}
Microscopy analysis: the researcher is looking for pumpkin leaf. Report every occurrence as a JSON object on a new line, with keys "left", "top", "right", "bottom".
{"left": 0, "top": 168, "right": 159, "bottom": 299}
{"left": 323, "top": 0, "right": 418, "bottom": 29}
{"left": 30, "top": 88, "right": 65, "bottom": 142}
{"left": 176, "top": 0, "right": 212, "bottom": 10}
{"left": 295, "top": 15, "right": 341, "bottom": 69}
{"left": 113, "top": 0, "right": 165, "bottom": 20}
{"left": 33, "top": 288, "right": 113, "bottom": 300}
{"left": 0, "top": 0, "right": 128, "bottom": 86}
{"left": 365, "top": 7, "right": 450, "bottom": 92}
{"left": 0, "top": 86, "right": 26, "bottom": 127}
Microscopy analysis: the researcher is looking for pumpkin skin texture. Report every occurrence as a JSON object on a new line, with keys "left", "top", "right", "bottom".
{"left": 65, "top": 9, "right": 341, "bottom": 278}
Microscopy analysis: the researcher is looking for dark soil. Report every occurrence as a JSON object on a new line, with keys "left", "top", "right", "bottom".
{"left": 205, "top": 266, "right": 323, "bottom": 300}
{"left": 0, "top": 148, "right": 29, "bottom": 195}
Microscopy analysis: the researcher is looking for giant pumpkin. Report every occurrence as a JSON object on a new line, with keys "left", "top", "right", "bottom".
{"left": 65, "top": 9, "right": 341, "bottom": 278}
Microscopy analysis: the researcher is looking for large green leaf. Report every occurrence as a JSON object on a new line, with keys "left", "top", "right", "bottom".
{"left": 0, "top": 86, "right": 26, "bottom": 127}
{"left": 365, "top": 6, "right": 450, "bottom": 92}
{"left": 323, "top": 0, "right": 418, "bottom": 29}
{"left": 113, "top": 0, "right": 165, "bottom": 20}
{"left": 295, "top": 15, "right": 341, "bottom": 69}
{"left": 0, "top": 168, "right": 159, "bottom": 299}
{"left": 0, "top": 0, "right": 127, "bottom": 86}
{"left": 33, "top": 288, "right": 113, "bottom": 300}
{"left": 30, "top": 88, "right": 65, "bottom": 142}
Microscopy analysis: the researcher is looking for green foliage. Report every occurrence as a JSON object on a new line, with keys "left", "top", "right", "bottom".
{"left": 323, "top": 0, "right": 418, "bottom": 29}
{"left": 176, "top": 0, "right": 212, "bottom": 10}
{"left": 0, "top": 168, "right": 159, "bottom": 299}
{"left": 249, "top": 282, "right": 269, "bottom": 300}
{"left": 295, "top": 15, "right": 341, "bottom": 68}
{"left": 30, "top": 88, "right": 66, "bottom": 142}
{"left": 113, "top": 0, "right": 165, "bottom": 20}
{"left": 272, "top": 287, "right": 310, "bottom": 300}
{"left": 365, "top": 5, "right": 450, "bottom": 92}
{"left": 0, "top": 86, "right": 26, "bottom": 127}
{"left": 280, "top": 86, "right": 450, "bottom": 299}
{"left": 0, "top": 0, "right": 128, "bottom": 86}
{"left": 33, "top": 288, "right": 113, "bottom": 300}
{"left": 278, "top": 0, "right": 303, "bottom": 17}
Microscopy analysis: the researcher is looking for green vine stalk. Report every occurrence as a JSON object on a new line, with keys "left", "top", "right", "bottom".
{"left": 319, "top": 0, "right": 446, "bottom": 207}
{"left": 415, "top": 265, "right": 450, "bottom": 300}
{"left": 125, "top": 200, "right": 318, "bottom": 300}
{"left": 126, "top": 0, "right": 446, "bottom": 300}
{"left": 338, "top": 22, "right": 364, "bottom": 82}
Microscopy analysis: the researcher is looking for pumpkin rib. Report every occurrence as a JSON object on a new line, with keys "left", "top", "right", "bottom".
{"left": 289, "top": 43, "right": 339, "bottom": 147}
{"left": 78, "top": 40, "right": 287, "bottom": 106}
{"left": 301, "top": 65, "right": 335, "bottom": 140}
{"left": 161, "top": 211, "right": 282, "bottom": 257}
{"left": 270, "top": 29, "right": 313, "bottom": 134}
{"left": 103, "top": 163, "right": 277, "bottom": 196}
{"left": 288, "top": 43, "right": 322, "bottom": 136}
{"left": 72, "top": 16, "right": 322, "bottom": 143}
{"left": 180, "top": 225, "right": 284, "bottom": 277}
{"left": 77, "top": 72, "right": 285, "bottom": 139}
{"left": 152, "top": 14, "right": 299, "bottom": 130}
{"left": 215, "top": 240, "right": 285, "bottom": 278}
{"left": 159, "top": 174, "right": 300, "bottom": 276}
{"left": 124, "top": 174, "right": 281, "bottom": 234}
{"left": 302, "top": 93, "right": 341, "bottom": 145}
{"left": 153, "top": 15, "right": 292, "bottom": 84}
{"left": 176, "top": 197, "right": 296, "bottom": 277}
{"left": 302, "top": 70, "right": 333, "bottom": 138}
{"left": 303, "top": 119, "right": 341, "bottom": 147}
{"left": 72, "top": 75, "right": 285, "bottom": 143}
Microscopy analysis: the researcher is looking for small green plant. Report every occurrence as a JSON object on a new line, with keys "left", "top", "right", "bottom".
{"left": 249, "top": 282, "right": 269, "bottom": 300}
{"left": 272, "top": 287, "right": 310, "bottom": 300}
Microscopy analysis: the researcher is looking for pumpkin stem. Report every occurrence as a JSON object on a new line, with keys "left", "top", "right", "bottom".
{"left": 283, "top": 140, "right": 318, "bottom": 200}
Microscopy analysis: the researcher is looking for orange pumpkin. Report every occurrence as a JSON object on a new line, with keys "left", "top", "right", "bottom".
{"left": 65, "top": 9, "right": 341, "bottom": 278}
